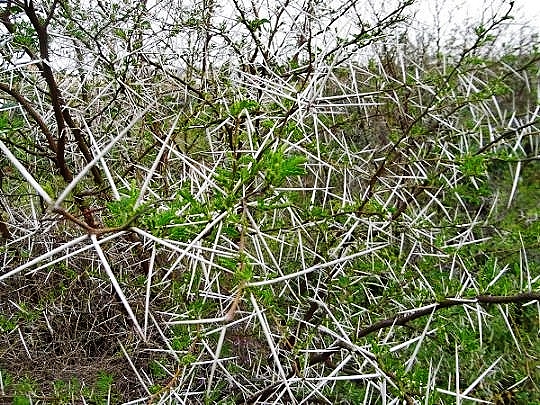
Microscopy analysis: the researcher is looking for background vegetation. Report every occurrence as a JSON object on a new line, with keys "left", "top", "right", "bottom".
{"left": 0, "top": 0, "right": 538, "bottom": 403}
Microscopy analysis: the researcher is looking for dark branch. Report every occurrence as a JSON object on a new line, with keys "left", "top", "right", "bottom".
{"left": 308, "top": 292, "right": 540, "bottom": 366}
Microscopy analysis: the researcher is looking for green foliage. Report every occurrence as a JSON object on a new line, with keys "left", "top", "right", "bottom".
{"left": 12, "top": 396, "right": 30, "bottom": 405}
{"left": 148, "top": 360, "right": 167, "bottom": 379}
{"left": 12, "top": 21, "right": 37, "bottom": 49}
{"left": 1, "top": 1, "right": 539, "bottom": 403}
{"left": 90, "top": 372, "right": 115, "bottom": 405}
{"left": 0, "top": 314, "right": 16, "bottom": 333}
{"left": 170, "top": 325, "right": 192, "bottom": 351}
{"left": 453, "top": 181, "right": 491, "bottom": 205}
{"left": 105, "top": 186, "right": 140, "bottom": 227}
{"left": 261, "top": 148, "right": 307, "bottom": 186}
{"left": 181, "top": 353, "right": 197, "bottom": 366}
{"left": 1, "top": 373, "right": 118, "bottom": 405}
{"left": 0, "top": 111, "right": 24, "bottom": 132}
{"left": 229, "top": 99, "right": 260, "bottom": 116}
{"left": 50, "top": 378, "right": 83, "bottom": 405}
{"left": 246, "top": 18, "right": 270, "bottom": 31}
{"left": 233, "top": 260, "right": 253, "bottom": 283}
{"left": 11, "top": 376, "right": 36, "bottom": 405}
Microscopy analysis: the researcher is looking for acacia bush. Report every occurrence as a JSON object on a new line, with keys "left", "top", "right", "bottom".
{"left": 0, "top": 0, "right": 539, "bottom": 403}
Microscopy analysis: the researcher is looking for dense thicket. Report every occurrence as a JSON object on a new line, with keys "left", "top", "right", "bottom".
{"left": 0, "top": 0, "right": 539, "bottom": 403}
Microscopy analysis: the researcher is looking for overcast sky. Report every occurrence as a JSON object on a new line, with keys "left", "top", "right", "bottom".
{"left": 401, "top": 0, "right": 538, "bottom": 53}
{"left": 415, "top": 0, "right": 540, "bottom": 34}
{"left": 499, "top": 0, "right": 540, "bottom": 28}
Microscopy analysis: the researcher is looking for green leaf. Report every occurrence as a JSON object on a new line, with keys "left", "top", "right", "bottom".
{"left": 230, "top": 99, "right": 260, "bottom": 116}
{"left": 247, "top": 18, "right": 270, "bottom": 31}
{"left": 459, "top": 154, "right": 486, "bottom": 177}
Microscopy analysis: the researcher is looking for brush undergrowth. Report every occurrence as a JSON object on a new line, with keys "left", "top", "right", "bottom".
{"left": 0, "top": 0, "right": 539, "bottom": 403}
